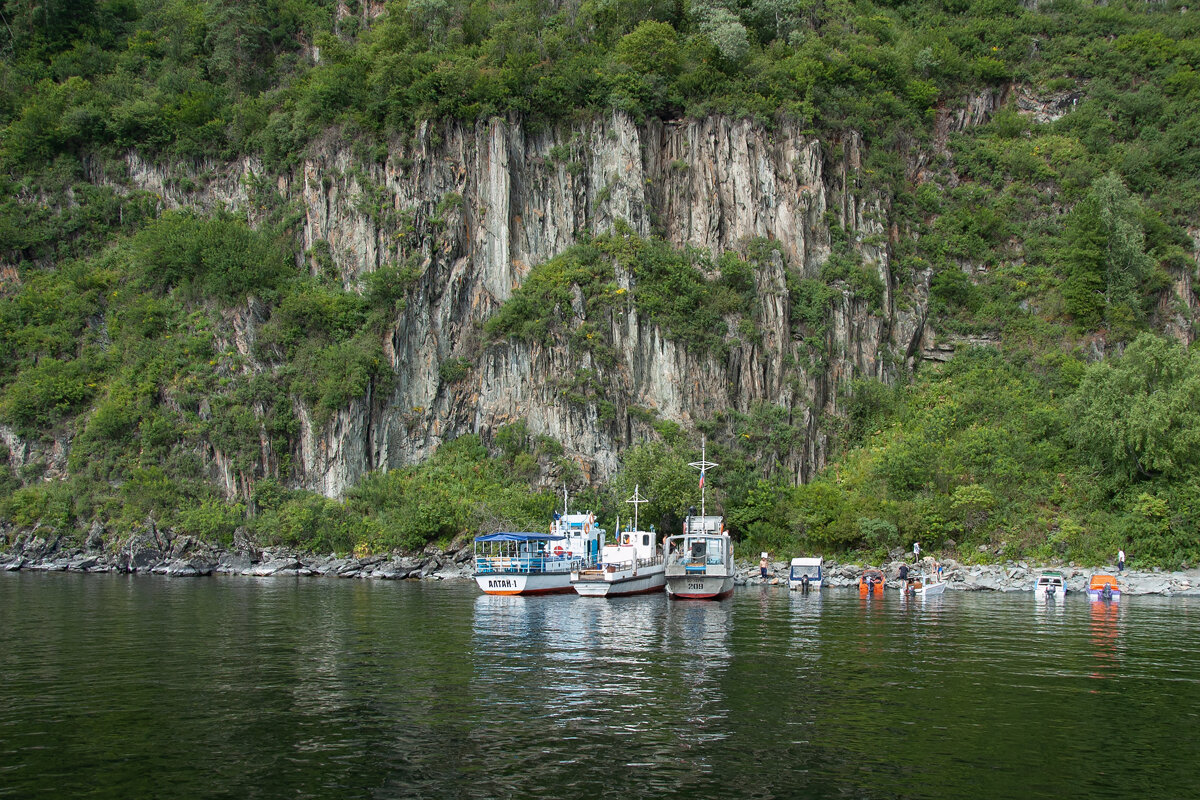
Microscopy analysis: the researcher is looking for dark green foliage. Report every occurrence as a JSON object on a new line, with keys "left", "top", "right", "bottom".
{"left": 0, "top": 357, "right": 97, "bottom": 430}
{"left": 131, "top": 212, "right": 296, "bottom": 303}
{"left": 345, "top": 435, "right": 558, "bottom": 550}
{"left": 486, "top": 228, "right": 752, "bottom": 357}
{"left": 1068, "top": 333, "right": 1200, "bottom": 490}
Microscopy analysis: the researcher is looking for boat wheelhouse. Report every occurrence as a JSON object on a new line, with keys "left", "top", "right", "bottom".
{"left": 788, "top": 557, "right": 823, "bottom": 590}
{"left": 572, "top": 485, "right": 665, "bottom": 597}
{"left": 1087, "top": 573, "right": 1121, "bottom": 602}
{"left": 1035, "top": 570, "right": 1067, "bottom": 599}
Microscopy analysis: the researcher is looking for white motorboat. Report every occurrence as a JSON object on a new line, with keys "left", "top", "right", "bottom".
{"left": 572, "top": 486, "right": 665, "bottom": 597}
{"left": 1034, "top": 570, "right": 1067, "bottom": 599}
{"left": 788, "top": 557, "right": 823, "bottom": 590}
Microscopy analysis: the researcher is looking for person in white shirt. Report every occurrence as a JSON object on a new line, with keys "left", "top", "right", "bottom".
{"left": 913, "top": 541, "right": 921, "bottom": 561}
{"left": 1118, "top": 548, "right": 1126, "bottom": 572}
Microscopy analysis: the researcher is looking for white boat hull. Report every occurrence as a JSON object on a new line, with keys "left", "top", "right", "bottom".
{"left": 474, "top": 570, "right": 575, "bottom": 596}
{"left": 665, "top": 573, "right": 734, "bottom": 600}
{"left": 572, "top": 565, "right": 666, "bottom": 597}
{"left": 917, "top": 581, "right": 946, "bottom": 596}
{"left": 1087, "top": 589, "right": 1121, "bottom": 602}
{"left": 789, "top": 578, "right": 823, "bottom": 590}
{"left": 1034, "top": 585, "right": 1066, "bottom": 599}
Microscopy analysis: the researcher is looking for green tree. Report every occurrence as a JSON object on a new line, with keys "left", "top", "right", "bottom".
{"left": 1068, "top": 333, "right": 1200, "bottom": 490}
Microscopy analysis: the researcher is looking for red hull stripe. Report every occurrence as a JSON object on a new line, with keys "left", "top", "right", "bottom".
{"left": 481, "top": 585, "right": 576, "bottom": 596}
{"left": 669, "top": 589, "right": 733, "bottom": 601}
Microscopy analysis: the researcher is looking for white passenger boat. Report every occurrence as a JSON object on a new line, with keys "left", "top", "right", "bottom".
{"left": 788, "top": 557, "right": 823, "bottom": 590}
{"left": 474, "top": 500, "right": 603, "bottom": 595}
{"left": 664, "top": 440, "right": 734, "bottom": 600}
{"left": 572, "top": 485, "right": 665, "bottom": 597}
{"left": 1034, "top": 569, "right": 1067, "bottom": 599}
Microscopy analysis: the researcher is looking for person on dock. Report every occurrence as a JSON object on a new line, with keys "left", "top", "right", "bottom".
{"left": 1118, "top": 548, "right": 1126, "bottom": 572}
{"left": 760, "top": 552, "right": 769, "bottom": 580}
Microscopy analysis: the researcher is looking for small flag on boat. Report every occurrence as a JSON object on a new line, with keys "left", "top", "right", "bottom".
{"left": 699, "top": 469, "right": 705, "bottom": 489}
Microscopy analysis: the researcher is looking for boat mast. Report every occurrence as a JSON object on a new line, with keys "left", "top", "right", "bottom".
{"left": 626, "top": 484, "right": 648, "bottom": 531}
{"left": 688, "top": 438, "right": 718, "bottom": 519}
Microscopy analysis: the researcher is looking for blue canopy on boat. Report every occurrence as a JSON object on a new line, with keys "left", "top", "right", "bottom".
{"left": 473, "top": 532, "right": 562, "bottom": 542}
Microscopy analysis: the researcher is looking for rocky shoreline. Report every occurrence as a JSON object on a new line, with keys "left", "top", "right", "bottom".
{"left": 745, "top": 557, "right": 1200, "bottom": 596}
{"left": 4, "top": 527, "right": 1199, "bottom": 596}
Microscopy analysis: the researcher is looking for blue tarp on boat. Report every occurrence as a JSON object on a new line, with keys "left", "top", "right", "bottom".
{"left": 473, "top": 532, "right": 561, "bottom": 542}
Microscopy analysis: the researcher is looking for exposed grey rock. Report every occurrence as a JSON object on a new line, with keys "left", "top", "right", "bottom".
{"left": 85, "top": 521, "right": 105, "bottom": 551}
{"left": 165, "top": 559, "right": 214, "bottom": 577}
{"left": 248, "top": 558, "right": 302, "bottom": 576}
{"left": 216, "top": 552, "right": 255, "bottom": 574}
{"left": 97, "top": 113, "right": 933, "bottom": 500}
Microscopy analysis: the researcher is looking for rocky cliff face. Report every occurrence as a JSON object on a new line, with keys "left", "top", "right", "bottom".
{"left": 88, "top": 112, "right": 946, "bottom": 498}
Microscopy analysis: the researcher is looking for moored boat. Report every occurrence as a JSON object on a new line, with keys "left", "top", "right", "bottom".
{"left": 900, "top": 572, "right": 946, "bottom": 597}
{"left": 1087, "top": 573, "right": 1121, "bottom": 602}
{"left": 1034, "top": 569, "right": 1067, "bottom": 599}
{"left": 664, "top": 439, "right": 734, "bottom": 600}
{"left": 788, "top": 557, "right": 823, "bottom": 591}
{"left": 474, "top": 495, "right": 603, "bottom": 595}
{"left": 664, "top": 515, "right": 734, "bottom": 600}
{"left": 572, "top": 485, "right": 665, "bottom": 597}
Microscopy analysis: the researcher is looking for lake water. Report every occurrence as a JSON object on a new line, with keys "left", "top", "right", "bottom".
{"left": 2, "top": 573, "right": 1198, "bottom": 799}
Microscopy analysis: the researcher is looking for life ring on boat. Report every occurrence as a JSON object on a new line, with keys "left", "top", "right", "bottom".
{"left": 554, "top": 545, "right": 564, "bottom": 556}
{"left": 584, "top": 522, "right": 592, "bottom": 534}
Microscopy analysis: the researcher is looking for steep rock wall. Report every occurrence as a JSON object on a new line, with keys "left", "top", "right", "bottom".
{"left": 92, "top": 112, "right": 931, "bottom": 498}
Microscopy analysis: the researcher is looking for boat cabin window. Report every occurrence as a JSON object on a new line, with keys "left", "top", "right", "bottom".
{"left": 690, "top": 540, "right": 706, "bottom": 560}
{"left": 642, "top": 534, "right": 650, "bottom": 547}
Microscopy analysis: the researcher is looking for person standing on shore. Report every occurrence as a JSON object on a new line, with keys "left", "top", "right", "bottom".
{"left": 1118, "top": 548, "right": 1126, "bottom": 572}
{"left": 913, "top": 541, "right": 921, "bottom": 561}
{"left": 760, "top": 552, "right": 769, "bottom": 580}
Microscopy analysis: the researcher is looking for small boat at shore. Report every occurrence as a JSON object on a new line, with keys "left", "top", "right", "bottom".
{"left": 1087, "top": 573, "right": 1121, "bottom": 603}
{"left": 572, "top": 485, "right": 665, "bottom": 597}
{"left": 1035, "top": 569, "right": 1067, "bottom": 599}
{"left": 664, "top": 440, "right": 734, "bottom": 600}
{"left": 788, "top": 557, "right": 823, "bottom": 591}
{"left": 858, "top": 568, "right": 886, "bottom": 596}
{"left": 901, "top": 572, "right": 946, "bottom": 597}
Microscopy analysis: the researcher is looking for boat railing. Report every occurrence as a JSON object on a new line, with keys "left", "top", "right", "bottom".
{"left": 475, "top": 555, "right": 592, "bottom": 574}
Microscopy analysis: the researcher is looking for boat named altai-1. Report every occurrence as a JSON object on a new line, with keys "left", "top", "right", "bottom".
{"left": 473, "top": 494, "right": 603, "bottom": 595}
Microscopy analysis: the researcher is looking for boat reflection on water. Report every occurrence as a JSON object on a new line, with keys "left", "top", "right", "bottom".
{"left": 1034, "top": 591, "right": 1067, "bottom": 621}
{"left": 786, "top": 587, "right": 822, "bottom": 664}
{"left": 662, "top": 600, "right": 733, "bottom": 753}
{"left": 469, "top": 593, "right": 671, "bottom": 732}
{"left": 1088, "top": 599, "right": 1121, "bottom": 682}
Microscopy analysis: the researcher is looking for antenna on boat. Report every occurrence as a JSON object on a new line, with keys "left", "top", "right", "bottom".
{"left": 688, "top": 437, "right": 718, "bottom": 518}
{"left": 626, "top": 484, "right": 648, "bottom": 532}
